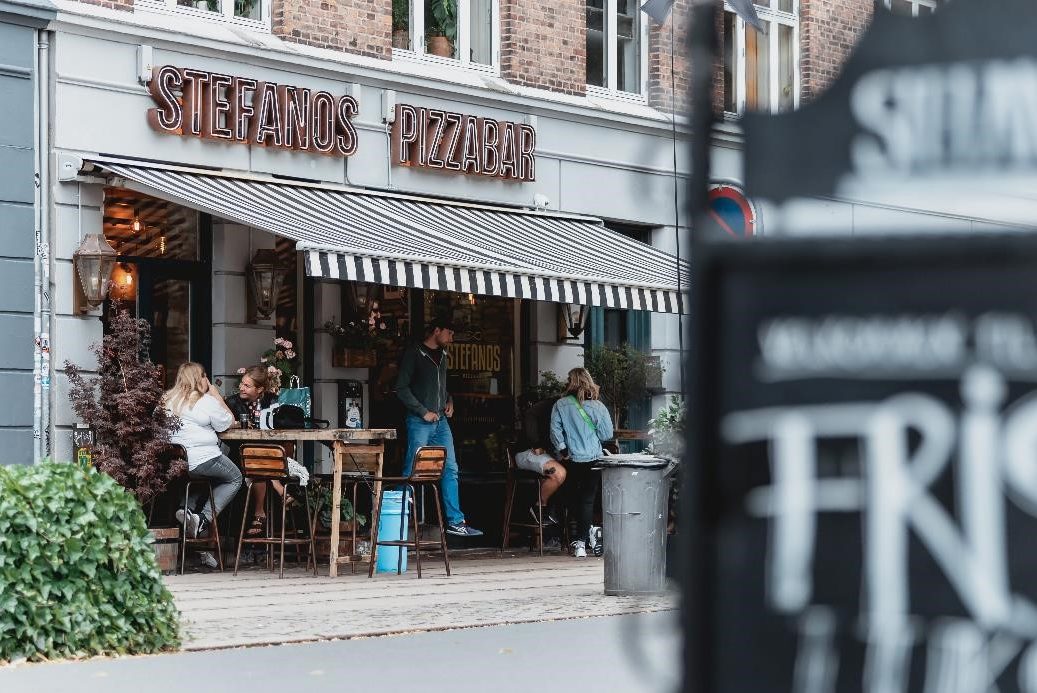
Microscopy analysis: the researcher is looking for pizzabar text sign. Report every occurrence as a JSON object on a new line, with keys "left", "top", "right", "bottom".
{"left": 147, "top": 65, "right": 359, "bottom": 157}
{"left": 390, "top": 104, "right": 536, "bottom": 182}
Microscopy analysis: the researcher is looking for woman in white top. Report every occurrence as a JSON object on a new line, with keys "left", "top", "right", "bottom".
{"left": 165, "top": 362, "right": 242, "bottom": 548}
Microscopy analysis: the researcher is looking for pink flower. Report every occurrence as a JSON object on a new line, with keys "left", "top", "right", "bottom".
{"left": 236, "top": 367, "right": 247, "bottom": 374}
{"left": 368, "top": 317, "right": 376, "bottom": 326}
{"left": 286, "top": 350, "right": 296, "bottom": 359}
{"left": 283, "top": 340, "right": 293, "bottom": 350}
{"left": 276, "top": 351, "right": 285, "bottom": 359}
{"left": 260, "top": 356, "right": 267, "bottom": 363}
{"left": 379, "top": 322, "right": 386, "bottom": 330}
{"left": 274, "top": 337, "right": 285, "bottom": 346}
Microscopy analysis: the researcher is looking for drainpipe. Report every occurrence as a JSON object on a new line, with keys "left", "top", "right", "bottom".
{"left": 32, "top": 31, "right": 51, "bottom": 464}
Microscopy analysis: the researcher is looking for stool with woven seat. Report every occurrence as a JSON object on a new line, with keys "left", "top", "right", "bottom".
{"left": 234, "top": 443, "right": 317, "bottom": 578}
{"left": 500, "top": 447, "right": 567, "bottom": 557}
{"left": 367, "top": 445, "right": 451, "bottom": 579}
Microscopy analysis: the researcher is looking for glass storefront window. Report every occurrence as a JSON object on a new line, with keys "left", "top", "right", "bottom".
{"left": 103, "top": 188, "right": 199, "bottom": 261}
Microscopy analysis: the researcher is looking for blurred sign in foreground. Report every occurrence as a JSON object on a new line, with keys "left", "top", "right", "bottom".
{"left": 691, "top": 236, "right": 1037, "bottom": 692}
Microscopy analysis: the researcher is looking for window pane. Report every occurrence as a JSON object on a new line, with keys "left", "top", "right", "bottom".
{"left": 616, "top": 0, "right": 640, "bottom": 93}
{"left": 470, "top": 0, "right": 493, "bottom": 64}
{"left": 392, "top": 0, "right": 412, "bottom": 50}
{"left": 724, "top": 11, "right": 736, "bottom": 112}
{"left": 178, "top": 0, "right": 219, "bottom": 11}
{"left": 891, "top": 0, "right": 914, "bottom": 15}
{"left": 775, "top": 0, "right": 792, "bottom": 12}
{"left": 586, "top": 0, "right": 607, "bottom": 87}
{"left": 425, "top": 0, "right": 458, "bottom": 59}
{"left": 745, "top": 23, "right": 770, "bottom": 111}
{"left": 103, "top": 188, "right": 199, "bottom": 261}
{"left": 778, "top": 23, "right": 794, "bottom": 112}
{"left": 234, "top": 0, "right": 261, "bottom": 20}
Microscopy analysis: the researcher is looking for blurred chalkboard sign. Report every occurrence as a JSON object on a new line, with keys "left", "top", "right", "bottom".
{"left": 689, "top": 235, "right": 1037, "bottom": 693}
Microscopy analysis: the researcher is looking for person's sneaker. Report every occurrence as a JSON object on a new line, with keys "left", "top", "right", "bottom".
{"left": 544, "top": 536, "right": 562, "bottom": 551}
{"left": 446, "top": 522, "right": 484, "bottom": 537}
{"left": 528, "top": 505, "right": 559, "bottom": 526}
{"left": 197, "top": 551, "right": 218, "bottom": 569}
{"left": 571, "top": 539, "right": 587, "bottom": 559}
{"left": 588, "top": 525, "right": 604, "bottom": 557}
{"left": 175, "top": 508, "right": 200, "bottom": 539}
{"left": 196, "top": 515, "right": 211, "bottom": 538}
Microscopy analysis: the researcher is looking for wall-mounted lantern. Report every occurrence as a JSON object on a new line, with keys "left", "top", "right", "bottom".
{"left": 558, "top": 302, "right": 589, "bottom": 341}
{"left": 72, "top": 233, "right": 118, "bottom": 308}
{"left": 348, "top": 282, "right": 374, "bottom": 313}
{"left": 247, "top": 249, "right": 286, "bottom": 320}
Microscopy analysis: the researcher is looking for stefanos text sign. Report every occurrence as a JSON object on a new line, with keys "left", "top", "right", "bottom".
{"left": 390, "top": 104, "right": 536, "bottom": 182}
{"left": 147, "top": 65, "right": 359, "bottom": 157}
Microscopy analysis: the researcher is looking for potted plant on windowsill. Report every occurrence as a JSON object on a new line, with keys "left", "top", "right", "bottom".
{"left": 392, "top": 0, "right": 410, "bottom": 49}
{"left": 425, "top": 0, "right": 456, "bottom": 58}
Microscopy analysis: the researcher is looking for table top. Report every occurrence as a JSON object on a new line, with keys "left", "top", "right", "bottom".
{"left": 218, "top": 427, "right": 396, "bottom": 441}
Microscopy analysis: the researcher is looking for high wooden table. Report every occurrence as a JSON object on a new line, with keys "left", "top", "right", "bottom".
{"left": 218, "top": 428, "right": 396, "bottom": 577}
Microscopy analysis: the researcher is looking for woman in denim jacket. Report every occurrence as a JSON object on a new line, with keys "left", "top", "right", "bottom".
{"left": 550, "top": 368, "right": 614, "bottom": 558}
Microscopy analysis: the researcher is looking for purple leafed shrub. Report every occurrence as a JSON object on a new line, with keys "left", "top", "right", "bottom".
{"left": 64, "top": 309, "right": 184, "bottom": 504}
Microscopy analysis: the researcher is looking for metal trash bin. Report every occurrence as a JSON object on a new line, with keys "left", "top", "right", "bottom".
{"left": 596, "top": 454, "right": 674, "bottom": 596}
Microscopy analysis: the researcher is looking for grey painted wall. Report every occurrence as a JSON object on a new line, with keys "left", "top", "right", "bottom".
{"left": 0, "top": 21, "right": 38, "bottom": 465}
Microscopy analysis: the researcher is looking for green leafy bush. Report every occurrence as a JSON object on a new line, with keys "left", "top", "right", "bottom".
{"left": 0, "top": 462, "right": 181, "bottom": 662}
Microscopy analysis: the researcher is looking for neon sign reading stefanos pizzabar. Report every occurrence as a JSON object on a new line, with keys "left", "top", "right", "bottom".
{"left": 146, "top": 65, "right": 359, "bottom": 157}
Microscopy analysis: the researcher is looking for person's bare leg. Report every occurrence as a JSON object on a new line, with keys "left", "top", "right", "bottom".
{"left": 539, "top": 460, "right": 567, "bottom": 505}
{"left": 252, "top": 481, "right": 268, "bottom": 520}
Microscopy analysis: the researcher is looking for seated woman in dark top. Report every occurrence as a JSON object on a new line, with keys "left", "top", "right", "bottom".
{"left": 225, "top": 365, "right": 292, "bottom": 537}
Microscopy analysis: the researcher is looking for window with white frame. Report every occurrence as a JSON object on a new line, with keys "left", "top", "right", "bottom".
{"left": 586, "top": 0, "right": 645, "bottom": 95}
{"left": 139, "top": 0, "right": 271, "bottom": 27}
{"left": 723, "top": 1, "right": 799, "bottom": 115}
{"left": 885, "top": 0, "right": 945, "bottom": 16}
{"left": 392, "top": 0, "right": 498, "bottom": 68}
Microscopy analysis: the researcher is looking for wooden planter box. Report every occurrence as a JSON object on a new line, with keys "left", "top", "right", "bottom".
{"left": 150, "top": 526, "right": 180, "bottom": 574}
{"left": 333, "top": 348, "right": 377, "bottom": 368}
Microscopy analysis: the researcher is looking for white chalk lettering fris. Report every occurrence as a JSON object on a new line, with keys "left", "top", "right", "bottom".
{"left": 720, "top": 312, "right": 1037, "bottom": 693}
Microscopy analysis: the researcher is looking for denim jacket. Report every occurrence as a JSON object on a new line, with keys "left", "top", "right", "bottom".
{"left": 550, "top": 396, "right": 614, "bottom": 463}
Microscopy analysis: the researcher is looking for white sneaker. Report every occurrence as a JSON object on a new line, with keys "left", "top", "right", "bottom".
{"left": 176, "top": 508, "right": 200, "bottom": 538}
{"left": 197, "top": 551, "right": 218, "bottom": 569}
{"left": 588, "top": 525, "right": 603, "bottom": 557}
{"left": 571, "top": 540, "right": 587, "bottom": 559}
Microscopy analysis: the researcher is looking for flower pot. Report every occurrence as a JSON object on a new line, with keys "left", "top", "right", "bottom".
{"left": 333, "top": 348, "right": 377, "bottom": 368}
{"left": 150, "top": 526, "right": 180, "bottom": 574}
{"left": 392, "top": 29, "right": 410, "bottom": 49}
{"left": 426, "top": 35, "right": 454, "bottom": 58}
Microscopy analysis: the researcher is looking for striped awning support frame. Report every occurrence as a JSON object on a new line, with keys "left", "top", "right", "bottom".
{"left": 96, "top": 160, "right": 690, "bottom": 314}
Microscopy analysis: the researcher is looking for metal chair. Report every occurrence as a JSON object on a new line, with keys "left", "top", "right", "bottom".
{"left": 500, "top": 447, "right": 566, "bottom": 557}
{"left": 367, "top": 445, "right": 451, "bottom": 579}
{"left": 234, "top": 443, "right": 317, "bottom": 578}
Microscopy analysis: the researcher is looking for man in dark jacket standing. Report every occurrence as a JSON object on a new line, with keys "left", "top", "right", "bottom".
{"left": 396, "top": 316, "right": 483, "bottom": 537}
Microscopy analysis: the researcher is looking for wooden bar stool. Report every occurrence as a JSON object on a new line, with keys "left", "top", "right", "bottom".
{"left": 500, "top": 447, "right": 566, "bottom": 557}
{"left": 367, "top": 446, "right": 451, "bottom": 579}
{"left": 178, "top": 478, "right": 224, "bottom": 575}
{"left": 234, "top": 444, "right": 317, "bottom": 579}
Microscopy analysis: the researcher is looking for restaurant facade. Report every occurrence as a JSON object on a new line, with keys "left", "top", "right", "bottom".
{"left": 20, "top": 0, "right": 691, "bottom": 478}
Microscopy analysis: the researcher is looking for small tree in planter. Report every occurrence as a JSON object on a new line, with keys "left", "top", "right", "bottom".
{"left": 64, "top": 309, "right": 184, "bottom": 505}
{"left": 583, "top": 344, "right": 664, "bottom": 429}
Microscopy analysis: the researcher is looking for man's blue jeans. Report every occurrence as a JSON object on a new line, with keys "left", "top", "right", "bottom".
{"left": 404, "top": 414, "right": 464, "bottom": 526}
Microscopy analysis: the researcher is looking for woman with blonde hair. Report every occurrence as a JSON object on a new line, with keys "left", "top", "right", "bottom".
{"left": 550, "top": 367, "right": 614, "bottom": 559}
{"left": 165, "top": 362, "right": 241, "bottom": 568}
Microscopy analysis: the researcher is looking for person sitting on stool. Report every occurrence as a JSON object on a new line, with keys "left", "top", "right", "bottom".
{"left": 515, "top": 394, "right": 567, "bottom": 525}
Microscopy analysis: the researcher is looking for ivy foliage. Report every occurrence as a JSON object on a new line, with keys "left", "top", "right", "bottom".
{"left": 0, "top": 462, "right": 181, "bottom": 662}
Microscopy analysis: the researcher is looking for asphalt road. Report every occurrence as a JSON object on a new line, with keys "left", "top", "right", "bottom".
{"left": 0, "top": 611, "right": 682, "bottom": 693}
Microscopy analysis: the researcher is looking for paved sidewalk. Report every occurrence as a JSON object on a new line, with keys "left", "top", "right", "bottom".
{"left": 166, "top": 551, "right": 678, "bottom": 649}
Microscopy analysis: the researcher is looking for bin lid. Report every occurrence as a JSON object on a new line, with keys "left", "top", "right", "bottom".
{"left": 593, "top": 453, "right": 670, "bottom": 469}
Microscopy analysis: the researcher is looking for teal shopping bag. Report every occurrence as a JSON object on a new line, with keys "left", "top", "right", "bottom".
{"left": 277, "top": 375, "right": 312, "bottom": 417}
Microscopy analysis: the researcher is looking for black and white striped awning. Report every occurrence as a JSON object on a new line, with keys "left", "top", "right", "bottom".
{"left": 97, "top": 160, "right": 689, "bottom": 313}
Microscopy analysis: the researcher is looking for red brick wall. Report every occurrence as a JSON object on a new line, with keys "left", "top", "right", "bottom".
{"left": 800, "top": 0, "right": 873, "bottom": 102}
{"left": 77, "top": 0, "right": 132, "bottom": 11}
{"left": 273, "top": 0, "right": 392, "bottom": 60}
{"left": 500, "top": 0, "right": 586, "bottom": 96}
{"left": 647, "top": 0, "right": 691, "bottom": 114}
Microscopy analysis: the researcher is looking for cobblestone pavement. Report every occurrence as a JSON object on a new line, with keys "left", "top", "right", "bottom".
{"left": 164, "top": 550, "right": 678, "bottom": 650}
